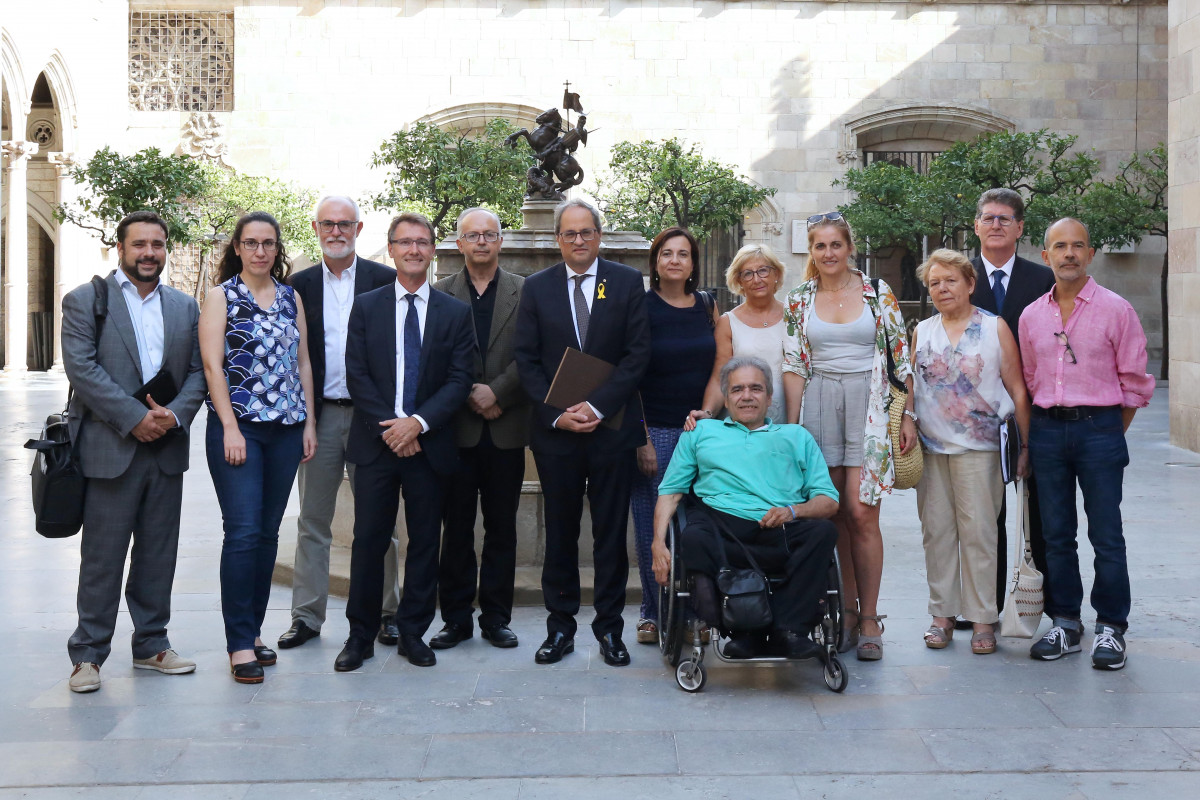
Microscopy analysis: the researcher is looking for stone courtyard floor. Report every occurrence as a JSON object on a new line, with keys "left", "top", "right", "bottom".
{"left": 2, "top": 372, "right": 1199, "bottom": 798}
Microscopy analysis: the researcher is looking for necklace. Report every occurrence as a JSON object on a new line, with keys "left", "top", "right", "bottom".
{"left": 819, "top": 275, "right": 856, "bottom": 308}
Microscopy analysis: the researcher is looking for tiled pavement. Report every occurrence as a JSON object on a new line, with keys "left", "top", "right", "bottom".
{"left": 2, "top": 373, "right": 1199, "bottom": 798}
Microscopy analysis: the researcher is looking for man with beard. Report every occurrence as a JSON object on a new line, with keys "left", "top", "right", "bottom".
{"left": 278, "top": 196, "right": 401, "bottom": 650}
{"left": 62, "top": 210, "right": 208, "bottom": 693}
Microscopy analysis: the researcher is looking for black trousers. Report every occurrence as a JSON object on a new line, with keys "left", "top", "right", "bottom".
{"left": 679, "top": 500, "right": 838, "bottom": 632}
{"left": 439, "top": 429, "right": 525, "bottom": 630}
{"left": 347, "top": 449, "right": 445, "bottom": 641}
{"left": 534, "top": 445, "right": 634, "bottom": 641}
{"left": 996, "top": 478, "right": 1046, "bottom": 611}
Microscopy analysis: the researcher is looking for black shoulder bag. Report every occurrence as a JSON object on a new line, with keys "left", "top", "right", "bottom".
{"left": 24, "top": 276, "right": 108, "bottom": 538}
{"left": 714, "top": 522, "right": 774, "bottom": 633}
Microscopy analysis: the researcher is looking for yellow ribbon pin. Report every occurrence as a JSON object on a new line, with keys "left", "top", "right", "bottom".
{"left": 597, "top": 282, "right": 607, "bottom": 300}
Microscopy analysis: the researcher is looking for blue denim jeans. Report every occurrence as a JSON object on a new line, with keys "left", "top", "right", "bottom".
{"left": 206, "top": 415, "right": 303, "bottom": 652}
{"left": 1028, "top": 408, "right": 1131, "bottom": 631}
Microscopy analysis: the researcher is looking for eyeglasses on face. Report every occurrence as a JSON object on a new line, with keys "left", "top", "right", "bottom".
{"left": 239, "top": 239, "right": 279, "bottom": 253}
{"left": 317, "top": 220, "right": 358, "bottom": 234}
{"left": 557, "top": 228, "right": 599, "bottom": 242}
{"left": 739, "top": 265, "right": 773, "bottom": 282}
{"left": 459, "top": 231, "right": 501, "bottom": 243}
{"left": 977, "top": 214, "right": 1018, "bottom": 228}
{"left": 1054, "top": 331, "right": 1077, "bottom": 364}
{"left": 389, "top": 238, "right": 433, "bottom": 249}
{"left": 806, "top": 211, "right": 843, "bottom": 230}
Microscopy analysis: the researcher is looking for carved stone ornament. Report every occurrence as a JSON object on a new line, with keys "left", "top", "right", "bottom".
{"left": 47, "top": 152, "right": 77, "bottom": 177}
{"left": 835, "top": 149, "right": 860, "bottom": 165}
{"left": 28, "top": 118, "right": 57, "bottom": 149}
{"left": 2, "top": 140, "right": 40, "bottom": 166}
{"left": 180, "top": 112, "right": 231, "bottom": 165}
{"left": 762, "top": 223, "right": 784, "bottom": 236}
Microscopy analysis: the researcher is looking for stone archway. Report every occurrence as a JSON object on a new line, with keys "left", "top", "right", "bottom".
{"left": 417, "top": 101, "right": 542, "bottom": 136}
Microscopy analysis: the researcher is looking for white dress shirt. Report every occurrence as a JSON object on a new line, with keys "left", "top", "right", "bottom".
{"left": 981, "top": 252, "right": 1016, "bottom": 296}
{"left": 321, "top": 257, "right": 357, "bottom": 399}
{"left": 393, "top": 280, "right": 430, "bottom": 432}
{"left": 115, "top": 269, "right": 164, "bottom": 382}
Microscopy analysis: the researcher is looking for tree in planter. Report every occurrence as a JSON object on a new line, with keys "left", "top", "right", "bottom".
{"left": 368, "top": 119, "right": 529, "bottom": 238}
{"left": 54, "top": 146, "right": 209, "bottom": 248}
{"left": 596, "top": 138, "right": 776, "bottom": 241}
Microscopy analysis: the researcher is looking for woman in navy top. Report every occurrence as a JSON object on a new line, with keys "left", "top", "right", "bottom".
{"left": 199, "top": 211, "right": 317, "bottom": 684}
{"left": 630, "top": 227, "right": 718, "bottom": 644}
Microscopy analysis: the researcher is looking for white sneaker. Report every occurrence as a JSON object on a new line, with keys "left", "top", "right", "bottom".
{"left": 69, "top": 662, "right": 101, "bottom": 693}
{"left": 133, "top": 649, "right": 197, "bottom": 674}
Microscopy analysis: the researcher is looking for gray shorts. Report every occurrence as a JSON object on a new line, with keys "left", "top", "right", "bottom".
{"left": 802, "top": 369, "right": 872, "bottom": 468}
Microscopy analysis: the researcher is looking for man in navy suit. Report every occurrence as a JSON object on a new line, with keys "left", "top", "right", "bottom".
{"left": 968, "top": 188, "right": 1055, "bottom": 614}
{"left": 335, "top": 212, "right": 475, "bottom": 670}
{"left": 514, "top": 199, "right": 651, "bottom": 667}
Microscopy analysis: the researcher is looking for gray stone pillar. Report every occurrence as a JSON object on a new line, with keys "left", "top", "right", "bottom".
{"left": 47, "top": 152, "right": 76, "bottom": 372}
{"left": 2, "top": 140, "right": 39, "bottom": 373}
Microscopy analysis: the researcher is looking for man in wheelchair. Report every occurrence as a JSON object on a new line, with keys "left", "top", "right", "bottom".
{"left": 651, "top": 356, "right": 839, "bottom": 660}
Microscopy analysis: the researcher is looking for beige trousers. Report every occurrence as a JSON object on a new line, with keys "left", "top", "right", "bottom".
{"left": 916, "top": 449, "right": 1003, "bottom": 624}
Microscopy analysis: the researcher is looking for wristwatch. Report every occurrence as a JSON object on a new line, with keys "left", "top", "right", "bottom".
{"left": 902, "top": 409, "right": 918, "bottom": 422}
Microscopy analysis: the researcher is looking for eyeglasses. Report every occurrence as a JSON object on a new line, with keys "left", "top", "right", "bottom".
{"left": 977, "top": 214, "right": 1018, "bottom": 228}
{"left": 388, "top": 238, "right": 433, "bottom": 249}
{"left": 239, "top": 239, "right": 279, "bottom": 253}
{"left": 739, "top": 265, "right": 774, "bottom": 282}
{"left": 1054, "top": 331, "right": 1077, "bottom": 364}
{"left": 557, "top": 228, "right": 599, "bottom": 242}
{"left": 317, "top": 220, "right": 358, "bottom": 234}
{"left": 806, "top": 212, "right": 843, "bottom": 229}
{"left": 459, "top": 231, "right": 501, "bottom": 243}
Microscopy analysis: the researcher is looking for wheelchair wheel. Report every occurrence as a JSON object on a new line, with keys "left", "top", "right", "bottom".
{"left": 657, "top": 518, "right": 688, "bottom": 667}
{"left": 824, "top": 654, "right": 848, "bottom": 693}
{"left": 676, "top": 659, "right": 706, "bottom": 693}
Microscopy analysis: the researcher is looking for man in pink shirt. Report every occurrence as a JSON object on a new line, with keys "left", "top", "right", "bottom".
{"left": 1019, "top": 218, "right": 1154, "bottom": 671}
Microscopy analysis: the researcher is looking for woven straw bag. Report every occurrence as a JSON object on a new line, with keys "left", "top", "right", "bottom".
{"left": 885, "top": 382, "right": 923, "bottom": 490}
{"left": 1000, "top": 479, "right": 1045, "bottom": 638}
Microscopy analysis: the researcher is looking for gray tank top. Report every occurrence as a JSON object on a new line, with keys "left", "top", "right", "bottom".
{"left": 809, "top": 302, "right": 876, "bottom": 373}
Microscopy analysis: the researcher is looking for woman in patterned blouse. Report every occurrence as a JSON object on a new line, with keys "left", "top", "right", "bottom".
{"left": 199, "top": 211, "right": 317, "bottom": 684}
{"left": 781, "top": 213, "right": 917, "bottom": 662}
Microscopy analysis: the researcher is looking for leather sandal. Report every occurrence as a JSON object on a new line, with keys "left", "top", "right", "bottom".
{"left": 838, "top": 604, "right": 860, "bottom": 655}
{"left": 924, "top": 621, "right": 954, "bottom": 650}
{"left": 971, "top": 629, "right": 997, "bottom": 655}
{"left": 856, "top": 614, "right": 886, "bottom": 662}
{"left": 636, "top": 618, "right": 658, "bottom": 645}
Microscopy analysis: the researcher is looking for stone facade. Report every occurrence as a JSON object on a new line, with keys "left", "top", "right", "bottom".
{"left": 1168, "top": 0, "right": 1200, "bottom": 452}
{"left": 0, "top": 1, "right": 1179, "bottom": 383}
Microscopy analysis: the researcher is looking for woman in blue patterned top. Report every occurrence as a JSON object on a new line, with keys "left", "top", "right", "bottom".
{"left": 200, "top": 211, "right": 317, "bottom": 684}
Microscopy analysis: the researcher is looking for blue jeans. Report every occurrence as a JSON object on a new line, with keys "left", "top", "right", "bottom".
{"left": 1028, "top": 408, "right": 1131, "bottom": 631}
{"left": 207, "top": 415, "right": 304, "bottom": 652}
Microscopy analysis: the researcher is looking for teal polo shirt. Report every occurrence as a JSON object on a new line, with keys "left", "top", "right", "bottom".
{"left": 658, "top": 417, "right": 839, "bottom": 521}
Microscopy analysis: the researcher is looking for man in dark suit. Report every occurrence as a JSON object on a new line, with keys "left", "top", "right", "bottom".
{"left": 514, "top": 199, "right": 651, "bottom": 667}
{"left": 968, "top": 188, "right": 1055, "bottom": 614}
{"left": 279, "top": 196, "right": 403, "bottom": 651}
{"left": 335, "top": 212, "right": 475, "bottom": 671}
{"left": 61, "top": 210, "right": 208, "bottom": 693}
{"left": 431, "top": 208, "right": 529, "bottom": 650}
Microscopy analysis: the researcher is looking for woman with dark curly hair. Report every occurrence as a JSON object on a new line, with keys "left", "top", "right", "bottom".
{"left": 199, "top": 211, "right": 317, "bottom": 684}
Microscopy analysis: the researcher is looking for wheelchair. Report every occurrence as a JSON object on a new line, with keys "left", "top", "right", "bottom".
{"left": 657, "top": 506, "right": 849, "bottom": 693}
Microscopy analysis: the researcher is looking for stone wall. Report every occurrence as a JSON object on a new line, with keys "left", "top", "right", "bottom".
{"left": 1168, "top": 0, "right": 1200, "bottom": 452}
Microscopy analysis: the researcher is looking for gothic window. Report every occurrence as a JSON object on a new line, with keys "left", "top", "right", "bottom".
{"left": 128, "top": 11, "right": 234, "bottom": 112}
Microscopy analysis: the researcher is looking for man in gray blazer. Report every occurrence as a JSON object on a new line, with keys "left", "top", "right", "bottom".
{"left": 60, "top": 211, "right": 207, "bottom": 693}
{"left": 430, "top": 208, "right": 529, "bottom": 649}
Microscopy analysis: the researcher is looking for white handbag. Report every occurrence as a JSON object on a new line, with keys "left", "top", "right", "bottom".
{"left": 1000, "top": 479, "right": 1045, "bottom": 638}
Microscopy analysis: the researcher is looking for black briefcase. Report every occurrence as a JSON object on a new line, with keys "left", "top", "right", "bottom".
{"left": 24, "top": 408, "right": 86, "bottom": 538}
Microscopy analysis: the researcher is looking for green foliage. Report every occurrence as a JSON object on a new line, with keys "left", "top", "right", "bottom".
{"left": 55, "top": 146, "right": 209, "bottom": 248}
{"left": 1081, "top": 142, "right": 1168, "bottom": 246}
{"left": 197, "top": 164, "right": 320, "bottom": 262}
{"left": 368, "top": 119, "right": 529, "bottom": 237}
{"left": 597, "top": 139, "right": 776, "bottom": 241}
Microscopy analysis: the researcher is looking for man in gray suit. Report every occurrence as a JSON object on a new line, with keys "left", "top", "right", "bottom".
{"left": 61, "top": 210, "right": 207, "bottom": 693}
{"left": 430, "top": 208, "right": 529, "bottom": 649}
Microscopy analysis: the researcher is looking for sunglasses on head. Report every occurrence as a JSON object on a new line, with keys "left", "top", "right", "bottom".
{"left": 807, "top": 212, "right": 844, "bottom": 230}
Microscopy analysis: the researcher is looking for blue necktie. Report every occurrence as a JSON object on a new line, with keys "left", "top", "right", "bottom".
{"left": 992, "top": 270, "right": 1006, "bottom": 315}
{"left": 402, "top": 293, "right": 421, "bottom": 415}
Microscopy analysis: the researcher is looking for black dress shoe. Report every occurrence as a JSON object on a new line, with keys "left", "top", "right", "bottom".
{"left": 534, "top": 633, "right": 574, "bottom": 664}
{"left": 230, "top": 659, "right": 264, "bottom": 684}
{"left": 481, "top": 625, "right": 519, "bottom": 648}
{"left": 397, "top": 634, "right": 436, "bottom": 667}
{"left": 597, "top": 633, "right": 631, "bottom": 667}
{"left": 429, "top": 622, "right": 473, "bottom": 650}
{"left": 723, "top": 634, "right": 758, "bottom": 659}
{"left": 334, "top": 638, "right": 374, "bottom": 672}
{"left": 277, "top": 620, "right": 319, "bottom": 649}
{"left": 254, "top": 645, "right": 277, "bottom": 666}
{"left": 773, "top": 629, "right": 821, "bottom": 660}
{"left": 377, "top": 615, "right": 400, "bottom": 646}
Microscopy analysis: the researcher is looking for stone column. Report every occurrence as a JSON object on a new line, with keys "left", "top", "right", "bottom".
{"left": 2, "top": 140, "right": 40, "bottom": 373}
{"left": 47, "top": 152, "right": 76, "bottom": 372}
